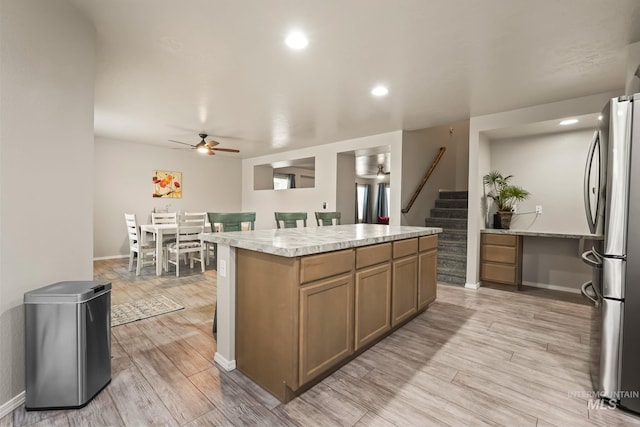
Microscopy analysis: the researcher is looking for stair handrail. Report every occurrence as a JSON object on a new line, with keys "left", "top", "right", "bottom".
{"left": 401, "top": 147, "right": 446, "bottom": 214}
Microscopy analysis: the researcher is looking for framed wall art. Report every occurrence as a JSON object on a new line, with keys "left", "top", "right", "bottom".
{"left": 152, "top": 170, "right": 182, "bottom": 198}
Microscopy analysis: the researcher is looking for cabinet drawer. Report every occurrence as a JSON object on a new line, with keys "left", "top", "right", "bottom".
{"left": 483, "top": 233, "right": 517, "bottom": 247}
{"left": 481, "top": 262, "right": 517, "bottom": 285}
{"left": 419, "top": 235, "right": 438, "bottom": 252}
{"left": 482, "top": 244, "right": 517, "bottom": 264}
{"left": 393, "top": 238, "right": 418, "bottom": 259}
{"left": 300, "top": 249, "right": 353, "bottom": 284}
{"left": 356, "top": 243, "right": 391, "bottom": 269}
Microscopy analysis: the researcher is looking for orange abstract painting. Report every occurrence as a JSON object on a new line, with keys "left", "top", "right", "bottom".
{"left": 152, "top": 170, "right": 182, "bottom": 198}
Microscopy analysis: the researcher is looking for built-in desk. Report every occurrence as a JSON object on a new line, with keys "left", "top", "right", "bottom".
{"left": 480, "top": 229, "right": 602, "bottom": 288}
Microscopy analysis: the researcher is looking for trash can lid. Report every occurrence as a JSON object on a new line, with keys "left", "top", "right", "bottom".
{"left": 24, "top": 281, "right": 111, "bottom": 304}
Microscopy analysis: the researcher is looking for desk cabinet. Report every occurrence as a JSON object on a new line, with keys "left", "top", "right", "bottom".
{"left": 480, "top": 233, "right": 523, "bottom": 287}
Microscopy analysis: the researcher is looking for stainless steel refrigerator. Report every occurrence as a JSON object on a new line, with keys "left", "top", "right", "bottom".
{"left": 582, "top": 92, "right": 640, "bottom": 413}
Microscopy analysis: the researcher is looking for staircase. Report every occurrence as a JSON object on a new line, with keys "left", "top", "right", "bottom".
{"left": 425, "top": 191, "right": 468, "bottom": 286}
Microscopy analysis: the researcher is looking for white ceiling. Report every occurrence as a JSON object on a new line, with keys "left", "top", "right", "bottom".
{"left": 70, "top": 0, "right": 640, "bottom": 158}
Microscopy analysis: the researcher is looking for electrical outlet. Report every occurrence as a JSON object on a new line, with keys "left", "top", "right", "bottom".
{"left": 535, "top": 205, "right": 542, "bottom": 214}
{"left": 219, "top": 260, "right": 226, "bottom": 277}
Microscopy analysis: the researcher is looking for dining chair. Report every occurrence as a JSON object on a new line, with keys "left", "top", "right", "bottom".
{"left": 207, "top": 212, "right": 256, "bottom": 335}
{"left": 165, "top": 214, "right": 206, "bottom": 277}
{"left": 274, "top": 211, "right": 307, "bottom": 228}
{"left": 151, "top": 212, "right": 177, "bottom": 224}
{"left": 124, "top": 213, "right": 156, "bottom": 275}
{"left": 151, "top": 211, "right": 178, "bottom": 247}
{"left": 185, "top": 212, "right": 215, "bottom": 265}
{"left": 315, "top": 211, "right": 341, "bottom": 226}
{"left": 207, "top": 212, "right": 256, "bottom": 232}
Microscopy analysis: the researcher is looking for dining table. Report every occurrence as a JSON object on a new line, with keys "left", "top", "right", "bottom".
{"left": 140, "top": 223, "right": 211, "bottom": 276}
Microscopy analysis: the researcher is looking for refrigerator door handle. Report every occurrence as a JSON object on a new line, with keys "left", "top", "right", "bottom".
{"left": 582, "top": 249, "right": 603, "bottom": 268}
{"left": 581, "top": 281, "right": 600, "bottom": 308}
{"left": 584, "top": 130, "right": 601, "bottom": 234}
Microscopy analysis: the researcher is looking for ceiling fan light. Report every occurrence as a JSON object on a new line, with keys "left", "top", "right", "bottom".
{"left": 196, "top": 144, "right": 209, "bottom": 154}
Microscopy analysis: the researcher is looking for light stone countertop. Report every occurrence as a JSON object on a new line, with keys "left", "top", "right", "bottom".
{"left": 481, "top": 228, "right": 603, "bottom": 240}
{"left": 200, "top": 224, "right": 442, "bottom": 257}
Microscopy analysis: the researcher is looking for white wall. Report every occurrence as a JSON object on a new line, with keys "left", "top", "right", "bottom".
{"left": 0, "top": 0, "right": 95, "bottom": 410}
{"left": 401, "top": 120, "right": 469, "bottom": 227}
{"left": 242, "top": 132, "right": 403, "bottom": 230}
{"left": 466, "top": 90, "right": 620, "bottom": 289}
{"left": 94, "top": 137, "right": 242, "bottom": 258}
{"left": 489, "top": 129, "right": 594, "bottom": 234}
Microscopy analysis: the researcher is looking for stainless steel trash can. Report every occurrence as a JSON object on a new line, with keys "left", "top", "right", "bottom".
{"left": 24, "top": 281, "right": 111, "bottom": 410}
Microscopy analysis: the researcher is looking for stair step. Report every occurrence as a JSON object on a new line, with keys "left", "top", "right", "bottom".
{"left": 435, "top": 199, "right": 468, "bottom": 209}
{"left": 437, "top": 273, "right": 466, "bottom": 286}
{"left": 439, "top": 229, "right": 467, "bottom": 241}
{"left": 439, "top": 190, "right": 468, "bottom": 200}
{"left": 430, "top": 208, "right": 468, "bottom": 219}
{"left": 425, "top": 218, "right": 467, "bottom": 229}
{"left": 438, "top": 239, "right": 466, "bottom": 249}
{"left": 437, "top": 266, "right": 466, "bottom": 279}
{"left": 438, "top": 251, "right": 466, "bottom": 262}
{"left": 438, "top": 258, "right": 466, "bottom": 271}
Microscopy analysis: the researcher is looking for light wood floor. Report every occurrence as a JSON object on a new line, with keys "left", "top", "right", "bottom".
{"left": 3, "top": 258, "right": 640, "bottom": 426}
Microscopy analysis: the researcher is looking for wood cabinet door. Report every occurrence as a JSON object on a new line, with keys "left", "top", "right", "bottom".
{"left": 355, "top": 263, "right": 391, "bottom": 350}
{"left": 391, "top": 256, "right": 418, "bottom": 326}
{"left": 418, "top": 249, "right": 437, "bottom": 309}
{"left": 299, "top": 273, "right": 354, "bottom": 385}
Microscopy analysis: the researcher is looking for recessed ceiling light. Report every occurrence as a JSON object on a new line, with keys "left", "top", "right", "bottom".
{"left": 559, "top": 119, "right": 579, "bottom": 126}
{"left": 285, "top": 31, "right": 308, "bottom": 50}
{"left": 598, "top": 115, "right": 603, "bottom": 121}
{"left": 371, "top": 86, "right": 389, "bottom": 97}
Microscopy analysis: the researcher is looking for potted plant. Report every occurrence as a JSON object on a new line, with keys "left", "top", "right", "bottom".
{"left": 483, "top": 170, "right": 530, "bottom": 229}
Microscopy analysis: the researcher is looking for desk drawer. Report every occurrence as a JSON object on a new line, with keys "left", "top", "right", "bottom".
{"left": 482, "top": 244, "right": 517, "bottom": 264}
{"left": 356, "top": 243, "right": 391, "bottom": 269}
{"left": 481, "top": 262, "right": 517, "bottom": 285}
{"left": 300, "top": 249, "right": 354, "bottom": 284}
{"left": 483, "top": 234, "right": 517, "bottom": 247}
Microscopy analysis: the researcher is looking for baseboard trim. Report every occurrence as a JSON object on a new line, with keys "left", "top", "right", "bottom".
{"left": 465, "top": 282, "right": 480, "bottom": 290}
{"left": 93, "top": 255, "right": 128, "bottom": 261}
{"left": 522, "top": 281, "right": 581, "bottom": 294}
{"left": 0, "top": 391, "right": 25, "bottom": 419}
{"left": 214, "top": 352, "right": 236, "bottom": 371}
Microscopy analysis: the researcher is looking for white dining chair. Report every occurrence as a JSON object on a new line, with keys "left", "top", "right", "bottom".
{"left": 124, "top": 213, "right": 156, "bottom": 275}
{"left": 151, "top": 212, "right": 177, "bottom": 224}
{"left": 185, "top": 212, "right": 215, "bottom": 265}
{"left": 165, "top": 214, "right": 206, "bottom": 277}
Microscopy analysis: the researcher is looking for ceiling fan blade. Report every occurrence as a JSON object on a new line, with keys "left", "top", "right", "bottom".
{"left": 211, "top": 148, "right": 240, "bottom": 153}
{"left": 168, "top": 139, "right": 195, "bottom": 148}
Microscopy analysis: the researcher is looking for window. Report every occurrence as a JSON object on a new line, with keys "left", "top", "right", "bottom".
{"left": 273, "top": 174, "right": 290, "bottom": 190}
{"left": 356, "top": 184, "right": 367, "bottom": 223}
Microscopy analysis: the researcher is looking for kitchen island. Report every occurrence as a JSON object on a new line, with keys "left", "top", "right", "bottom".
{"left": 200, "top": 224, "right": 441, "bottom": 401}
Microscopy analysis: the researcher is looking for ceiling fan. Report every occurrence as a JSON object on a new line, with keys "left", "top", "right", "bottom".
{"left": 376, "top": 164, "right": 390, "bottom": 179}
{"left": 168, "top": 133, "right": 240, "bottom": 156}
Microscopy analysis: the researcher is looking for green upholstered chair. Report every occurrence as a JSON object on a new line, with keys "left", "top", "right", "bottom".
{"left": 315, "top": 211, "right": 341, "bottom": 226}
{"left": 206, "top": 212, "right": 256, "bottom": 335}
{"left": 207, "top": 212, "right": 256, "bottom": 232}
{"left": 274, "top": 211, "right": 307, "bottom": 228}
